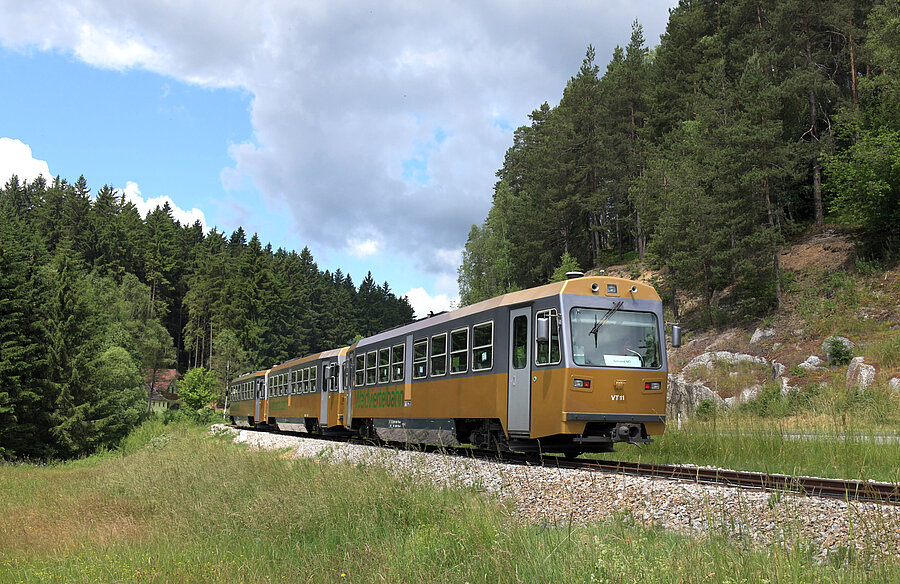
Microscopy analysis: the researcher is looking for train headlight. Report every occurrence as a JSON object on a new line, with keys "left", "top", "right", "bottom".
{"left": 573, "top": 379, "right": 591, "bottom": 389}
{"left": 644, "top": 381, "right": 661, "bottom": 391}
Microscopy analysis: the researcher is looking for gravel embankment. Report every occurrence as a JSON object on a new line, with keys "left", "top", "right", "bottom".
{"left": 211, "top": 425, "right": 900, "bottom": 561}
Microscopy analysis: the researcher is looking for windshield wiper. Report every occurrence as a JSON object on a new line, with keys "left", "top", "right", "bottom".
{"left": 588, "top": 301, "right": 624, "bottom": 347}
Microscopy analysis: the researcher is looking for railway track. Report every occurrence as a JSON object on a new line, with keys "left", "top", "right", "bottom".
{"left": 369, "top": 441, "right": 900, "bottom": 506}
{"left": 244, "top": 427, "right": 900, "bottom": 506}
{"left": 509, "top": 452, "right": 900, "bottom": 506}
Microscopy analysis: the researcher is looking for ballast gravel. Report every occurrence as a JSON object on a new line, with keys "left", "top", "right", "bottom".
{"left": 211, "top": 425, "right": 900, "bottom": 561}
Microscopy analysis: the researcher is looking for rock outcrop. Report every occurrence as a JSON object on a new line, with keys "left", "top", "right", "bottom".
{"left": 797, "top": 355, "right": 827, "bottom": 371}
{"left": 750, "top": 327, "right": 776, "bottom": 344}
{"left": 666, "top": 374, "right": 725, "bottom": 420}
{"left": 846, "top": 357, "right": 876, "bottom": 390}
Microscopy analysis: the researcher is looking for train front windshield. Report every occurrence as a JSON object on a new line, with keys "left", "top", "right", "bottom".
{"left": 570, "top": 308, "right": 661, "bottom": 368}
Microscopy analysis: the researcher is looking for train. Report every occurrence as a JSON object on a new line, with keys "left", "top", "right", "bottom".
{"left": 226, "top": 273, "right": 681, "bottom": 456}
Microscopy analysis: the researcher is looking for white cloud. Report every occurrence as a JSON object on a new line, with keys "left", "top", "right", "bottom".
{"left": 0, "top": 138, "right": 51, "bottom": 185}
{"left": 403, "top": 287, "right": 458, "bottom": 319}
{"left": 347, "top": 238, "right": 381, "bottom": 259}
{"left": 74, "top": 22, "right": 162, "bottom": 70}
{"left": 119, "top": 181, "right": 209, "bottom": 231}
{"left": 0, "top": 0, "right": 676, "bottom": 289}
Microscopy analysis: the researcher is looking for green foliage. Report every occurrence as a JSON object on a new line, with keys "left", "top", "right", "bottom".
{"left": 827, "top": 338, "right": 854, "bottom": 366}
{"left": 738, "top": 383, "right": 789, "bottom": 418}
{"left": 867, "top": 334, "right": 900, "bottom": 370}
{"left": 458, "top": 0, "right": 896, "bottom": 321}
{"left": 0, "top": 170, "right": 413, "bottom": 459}
{"left": 178, "top": 367, "right": 219, "bottom": 414}
{"left": 549, "top": 251, "right": 582, "bottom": 283}
{"left": 826, "top": 128, "right": 900, "bottom": 259}
{"left": 695, "top": 398, "right": 716, "bottom": 420}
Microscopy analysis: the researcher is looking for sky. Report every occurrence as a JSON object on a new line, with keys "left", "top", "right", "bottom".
{"left": 0, "top": 0, "right": 676, "bottom": 317}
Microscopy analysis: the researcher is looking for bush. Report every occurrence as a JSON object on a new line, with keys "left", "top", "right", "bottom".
{"left": 178, "top": 367, "right": 219, "bottom": 413}
{"left": 827, "top": 338, "right": 854, "bottom": 366}
{"left": 695, "top": 399, "right": 716, "bottom": 420}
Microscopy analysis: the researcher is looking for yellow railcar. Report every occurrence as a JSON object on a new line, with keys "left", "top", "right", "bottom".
{"left": 228, "top": 274, "right": 680, "bottom": 455}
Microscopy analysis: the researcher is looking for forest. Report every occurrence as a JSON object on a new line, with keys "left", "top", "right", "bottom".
{"left": 3, "top": 0, "right": 900, "bottom": 461}
{"left": 0, "top": 176, "right": 412, "bottom": 459}
{"left": 458, "top": 0, "right": 900, "bottom": 317}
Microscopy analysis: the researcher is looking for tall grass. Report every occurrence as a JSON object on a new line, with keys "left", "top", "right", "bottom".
{"left": 606, "top": 421, "right": 900, "bottom": 483}
{"left": 1, "top": 421, "right": 898, "bottom": 583}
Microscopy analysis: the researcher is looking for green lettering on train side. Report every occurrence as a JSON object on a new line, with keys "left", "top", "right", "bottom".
{"left": 353, "top": 386, "right": 403, "bottom": 409}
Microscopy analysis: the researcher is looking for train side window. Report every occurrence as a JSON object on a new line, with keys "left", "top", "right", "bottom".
{"left": 392, "top": 344, "right": 405, "bottom": 382}
{"left": 366, "top": 351, "right": 377, "bottom": 385}
{"left": 378, "top": 348, "right": 390, "bottom": 383}
{"left": 304, "top": 367, "right": 311, "bottom": 393}
{"left": 512, "top": 316, "right": 528, "bottom": 369}
{"left": 330, "top": 363, "right": 338, "bottom": 392}
{"left": 450, "top": 328, "right": 468, "bottom": 374}
{"left": 430, "top": 333, "right": 447, "bottom": 377}
{"left": 535, "top": 308, "right": 561, "bottom": 366}
{"left": 355, "top": 354, "right": 366, "bottom": 387}
{"left": 413, "top": 339, "right": 427, "bottom": 379}
{"left": 472, "top": 321, "right": 493, "bottom": 371}
{"left": 311, "top": 366, "right": 317, "bottom": 393}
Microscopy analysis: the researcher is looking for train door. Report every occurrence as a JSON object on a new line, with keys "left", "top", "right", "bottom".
{"left": 319, "top": 362, "right": 329, "bottom": 425}
{"left": 507, "top": 307, "right": 532, "bottom": 434}
{"left": 342, "top": 355, "right": 353, "bottom": 426}
{"left": 254, "top": 377, "right": 264, "bottom": 424}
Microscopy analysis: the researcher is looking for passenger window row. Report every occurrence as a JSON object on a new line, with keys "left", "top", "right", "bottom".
{"left": 356, "top": 321, "right": 493, "bottom": 387}
{"left": 231, "top": 380, "right": 255, "bottom": 402}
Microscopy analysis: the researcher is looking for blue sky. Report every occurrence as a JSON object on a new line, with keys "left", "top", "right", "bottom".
{"left": 0, "top": 0, "right": 676, "bottom": 316}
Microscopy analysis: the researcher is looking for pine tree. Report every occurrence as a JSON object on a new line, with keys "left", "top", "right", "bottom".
{"left": 0, "top": 207, "right": 51, "bottom": 458}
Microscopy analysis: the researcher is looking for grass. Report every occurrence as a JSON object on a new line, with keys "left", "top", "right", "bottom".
{"left": 682, "top": 359, "right": 772, "bottom": 399}
{"left": 791, "top": 265, "right": 898, "bottom": 338}
{"left": 600, "top": 373, "right": 900, "bottom": 483}
{"left": 2, "top": 421, "right": 898, "bottom": 583}
{"left": 604, "top": 420, "right": 900, "bottom": 483}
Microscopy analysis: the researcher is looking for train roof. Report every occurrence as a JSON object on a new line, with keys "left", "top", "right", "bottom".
{"left": 267, "top": 346, "right": 349, "bottom": 374}
{"left": 233, "top": 369, "right": 269, "bottom": 382}
{"left": 359, "top": 275, "right": 660, "bottom": 348}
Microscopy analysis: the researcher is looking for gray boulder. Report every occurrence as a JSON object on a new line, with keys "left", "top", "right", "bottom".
{"left": 750, "top": 327, "right": 776, "bottom": 344}
{"left": 779, "top": 377, "right": 796, "bottom": 395}
{"left": 683, "top": 351, "right": 767, "bottom": 371}
{"left": 846, "top": 357, "right": 876, "bottom": 390}
{"left": 888, "top": 377, "right": 900, "bottom": 394}
{"left": 797, "top": 355, "right": 827, "bottom": 371}
{"left": 724, "top": 384, "right": 762, "bottom": 408}
{"left": 667, "top": 374, "right": 725, "bottom": 420}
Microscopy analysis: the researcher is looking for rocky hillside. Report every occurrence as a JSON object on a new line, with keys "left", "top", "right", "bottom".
{"left": 604, "top": 229, "right": 900, "bottom": 422}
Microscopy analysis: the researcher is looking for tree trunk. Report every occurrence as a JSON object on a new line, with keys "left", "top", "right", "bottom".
{"left": 805, "top": 9, "right": 824, "bottom": 228}
{"left": 849, "top": 22, "right": 859, "bottom": 108}
{"left": 813, "top": 154, "right": 823, "bottom": 228}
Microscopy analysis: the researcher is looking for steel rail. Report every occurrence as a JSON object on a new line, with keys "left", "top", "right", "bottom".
{"left": 239, "top": 427, "right": 900, "bottom": 505}
{"left": 469, "top": 450, "right": 900, "bottom": 506}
